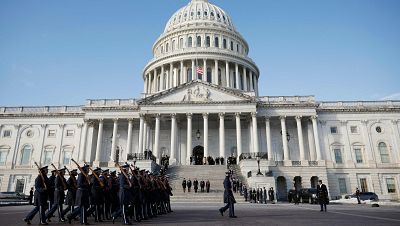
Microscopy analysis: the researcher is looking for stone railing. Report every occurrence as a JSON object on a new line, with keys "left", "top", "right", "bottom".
{"left": 239, "top": 152, "right": 268, "bottom": 161}
{"left": 86, "top": 99, "right": 138, "bottom": 107}
{"left": 292, "top": 161, "right": 302, "bottom": 166}
{"left": 259, "top": 96, "right": 316, "bottom": 104}
{"left": 0, "top": 106, "right": 83, "bottom": 114}
{"left": 319, "top": 101, "right": 400, "bottom": 110}
{"left": 308, "top": 161, "right": 319, "bottom": 166}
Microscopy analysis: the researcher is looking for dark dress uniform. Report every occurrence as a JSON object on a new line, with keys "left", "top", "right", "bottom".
{"left": 317, "top": 182, "right": 328, "bottom": 212}
{"left": 48, "top": 172, "right": 56, "bottom": 209}
{"left": 24, "top": 167, "right": 49, "bottom": 225}
{"left": 46, "top": 171, "right": 67, "bottom": 221}
{"left": 182, "top": 179, "right": 186, "bottom": 193}
{"left": 219, "top": 173, "right": 236, "bottom": 218}
{"left": 62, "top": 170, "right": 77, "bottom": 216}
{"left": 193, "top": 179, "right": 199, "bottom": 193}
{"left": 206, "top": 180, "right": 210, "bottom": 193}
{"left": 187, "top": 179, "right": 192, "bottom": 192}
{"left": 113, "top": 166, "right": 132, "bottom": 225}
{"left": 268, "top": 188, "right": 275, "bottom": 203}
{"left": 200, "top": 180, "right": 205, "bottom": 192}
{"left": 90, "top": 169, "right": 104, "bottom": 222}
{"left": 67, "top": 166, "right": 90, "bottom": 224}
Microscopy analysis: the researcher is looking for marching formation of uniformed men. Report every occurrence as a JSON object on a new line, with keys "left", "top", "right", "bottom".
{"left": 23, "top": 161, "right": 173, "bottom": 225}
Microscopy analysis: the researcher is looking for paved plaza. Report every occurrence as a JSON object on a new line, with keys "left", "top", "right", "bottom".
{"left": 2, "top": 202, "right": 400, "bottom": 226}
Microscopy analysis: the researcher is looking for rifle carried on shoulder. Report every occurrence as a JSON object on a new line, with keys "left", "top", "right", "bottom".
{"left": 34, "top": 161, "right": 47, "bottom": 190}
{"left": 115, "top": 162, "right": 132, "bottom": 188}
{"left": 71, "top": 159, "right": 91, "bottom": 185}
{"left": 50, "top": 163, "right": 67, "bottom": 190}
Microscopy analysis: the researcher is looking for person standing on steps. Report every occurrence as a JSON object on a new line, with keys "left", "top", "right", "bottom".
{"left": 219, "top": 172, "right": 237, "bottom": 218}
{"left": 182, "top": 178, "right": 187, "bottom": 193}
{"left": 200, "top": 180, "right": 205, "bottom": 192}
{"left": 193, "top": 179, "right": 199, "bottom": 193}
{"left": 187, "top": 179, "right": 192, "bottom": 192}
{"left": 206, "top": 180, "right": 210, "bottom": 193}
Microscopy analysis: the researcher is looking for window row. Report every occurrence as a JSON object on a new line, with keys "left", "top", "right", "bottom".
{"left": 0, "top": 145, "right": 74, "bottom": 166}
{"left": 1, "top": 129, "right": 75, "bottom": 138}
{"left": 171, "top": 10, "right": 232, "bottom": 26}
{"left": 158, "top": 35, "right": 247, "bottom": 55}
{"left": 330, "top": 125, "right": 384, "bottom": 134}
{"left": 333, "top": 142, "right": 391, "bottom": 164}
{"left": 337, "top": 177, "right": 397, "bottom": 194}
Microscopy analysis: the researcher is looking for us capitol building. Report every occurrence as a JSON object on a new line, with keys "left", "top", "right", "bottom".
{"left": 1, "top": 0, "right": 399, "bottom": 201}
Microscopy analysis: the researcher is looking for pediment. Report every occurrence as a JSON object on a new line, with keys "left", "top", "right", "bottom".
{"left": 140, "top": 81, "right": 254, "bottom": 105}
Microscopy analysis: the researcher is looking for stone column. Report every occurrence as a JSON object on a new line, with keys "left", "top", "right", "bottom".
{"left": 110, "top": 119, "right": 119, "bottom": 163}
{"left": 138, "top": 115, "right": 144, "bottom": 155}
{"left": 214, "top": 60, "right": 219, "bottom": 85}
{"left": 186, "top": 113, "right": 192, "bottom": 164}
{"left": 311, "top": 116, "right": 322, "bottom": 161}
{"left": 243, "top": 67, "right": 248, "bottom": 91}
{"left": 235, "top": 113, "right": 242, "bottom": 162}
{"left": 79, "top": 120, "right": 89, "bottom": 162}
{"left": 296, "top": 116, "right": 305, "bottom": 161}
{"left": 153, "top": 68, "right": 158, "bottom": 92}
{"left": 203, "top": 59, "right": 207, "bottom": 82}
{"left": 251, "top": 112, "right": 259, "bottom": 154}
{"left": 95, "top": 119, "right": 104, "bottom": 163}
{"left": 143, "top": 121, "right": 148, "bottom": 153}
{"left": 192, "top": 60, "right": 195, "bottom": 81}
{"left": 143, "top": 75, "right": 148, "bottom": 94}
{"left": 126, "top": 119, "right": 133, "bottom": 157}
{"left": 225, "top": 61, "right": 230, "bottom": 87}
{"left": 170, "top": 114, "right": 177, "bottom": 162}
{"left": 361, "top": 120, "right": 373, "bottom": 164}
{"left": 265, "top": 117, "right": 273, "bottom": 160}
{"left": 235, "top": 63, "right": 240, "bottom": 89}
{"left": 203, "top": 113, "right": 209, "bottom": 160}
{"left": 169, "top": 63, "right": 173, "bottom": 89}
{"left": 180, "top": 61, "right": 184, "bottom": 85}
{"left": 160, "top": 65, "right": 164, "bottom": 91}
{"left": 219, "top": 113, "right": 225, "bottom": 159}
{"left": 249, "top": 71, "right": 254, "bottom": 91}
{"left": 154, "top": 114, "right": 160, "bottom": 163}
{"left": 280, "top": 116, "right": 289, "bottom": 161}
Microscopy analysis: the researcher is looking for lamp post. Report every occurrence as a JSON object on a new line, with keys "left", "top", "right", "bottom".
{"left": 256, "top": 155, "right": 263, "bottom": 176}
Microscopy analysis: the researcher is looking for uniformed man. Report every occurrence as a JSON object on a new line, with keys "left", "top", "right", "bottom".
{"left": 268, "top": 187, "right": 275, "bottom": 203}
{"left": 182, "top": 178, "right": 187, "bottom": 193}
{"left": 219, "top": 172, "right": 236, "bottom": 218}
{"left": 108, "top": 171, "right": 119, "bottom": 218}
{"left": 263, "top": 187, "right": 267, "bottom": 204}
{"left": 113, "top": 164, "right": 132, "bottom": 225}
{"left": 355, "top": 187, "right": 361, "bottom": 204}
{"left": 48, "top": 170, "right": 56, "bottom": 210}
{"left": 23, "top": 166, "right": 49, "bottom": 225}
{"left": 193, "top": 179, "right": 199, "bottom": 193}
{"left": 200, "top": 180, "right": 205, "bottom": 192}
{"left": 206, "top": 180, "right": 210, "bottom": 193}
{"left": 187, "top": 179, "right": 192, "bottom": 192}
{"left": 101, "top": 169, "right": 110, "bottom": 220}
{"left": 67, "top": 164, "right": 90, "bottom": 225}
{"left": 90, "top": 167, "right": 104, "bottom": 222}
{"left": 46, "top": 168, "right": 67, "bottom": 222}
{"left": 62, "top": 169, "right": 77, "bottom": 217}
{"left": 317, "top": 180, "right": 328, "bottom": 212}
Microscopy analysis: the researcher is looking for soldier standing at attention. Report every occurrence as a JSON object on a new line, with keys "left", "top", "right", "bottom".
{"left": 182, "top": 178, "right": 187, "bottom": 193}
{"left": 187, "top": 179, "right": 192, "bottom": 192}
{"left": 355, "top": 187, "right": 361, "bottom": 204}
{"left": 200, "top": 180, "right": 205, "bottom": 192}
{"left": 269, "top": 187, "right": 275, "bottom": 204}
{"left": 193, "top": 179, "right": 199, "bottom": 193}
{"left": 219, "top": 172, "right": 237, "bottom": 218}
{"left": 206, "top": 180, "right": 210, "bottom": 193}
{"left": 317, "top": 180, "right": 328, "bottom": 212}
{"left": 23, "top": 166, "right": 49, "bottom": 225}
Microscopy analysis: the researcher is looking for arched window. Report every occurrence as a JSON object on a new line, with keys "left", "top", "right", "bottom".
{"left": 0, "top": 146, "right": 10, "bottom": 166}
{"left": 236, "top": 44, "right": 239, "bottom": 52}
{"left": 197, "top": 36, "right": 202, "bottom": 47}
{"left": 230, "top": 41, "right": 234, "bottom": 51}
{"left": 179, "top": 38, "right": 183, "bottom": 49}
{"left": 166, "top": 43, "right": 169, "bottom": 52}
{"left": 187, "top": 68, "right": 192, "bottom": 81}
{"left": 223, "top": 39, "right": 227, "bottom": 49}
{"left": 206, "top": 36, "right": 211, "bottom": 47}
{"left": 172, "top": 40, "right": 175, "bottom": 51}
{"left": 161, "top": 46, "right": 164, "bottom": 53}
{"left": 215, "top": 37, "right": 219, "bottom": 47}
{"left": 20, "top": 145, "right": 32, "bottom": 165}
{"left": 378, "top": 142, "right": 390, "bottom": 163}
{"left": 188, "top": 37, "right": 193, "bottom": 47}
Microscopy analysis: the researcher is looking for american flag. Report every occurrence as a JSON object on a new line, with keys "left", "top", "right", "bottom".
{"left": 196, "top": 66, "right": 204, "bottom": 75}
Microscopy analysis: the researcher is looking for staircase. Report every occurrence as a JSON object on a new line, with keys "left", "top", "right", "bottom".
{"left": 167, "top": 165, "right": 247, "bottom": 203}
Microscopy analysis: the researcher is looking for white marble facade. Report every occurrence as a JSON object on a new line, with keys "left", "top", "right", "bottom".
{"left": 1, "top": 0, "right": 400, "bottom": 201}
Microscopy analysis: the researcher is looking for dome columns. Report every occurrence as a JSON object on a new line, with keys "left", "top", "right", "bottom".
{"left": 143, "top": 58, "right": 259, "bottom": 96}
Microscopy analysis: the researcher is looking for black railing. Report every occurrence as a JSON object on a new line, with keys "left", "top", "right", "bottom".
{"left": 239, "top": 152, "right": 268, "bottom": 161}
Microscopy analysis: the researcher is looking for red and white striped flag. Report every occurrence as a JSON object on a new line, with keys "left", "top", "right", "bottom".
{"left": 196, "top": 66, "right": 204, "bottom": 75}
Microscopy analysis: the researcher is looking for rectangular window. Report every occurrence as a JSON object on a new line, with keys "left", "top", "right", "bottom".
{"left": 15, "top": 179, "right": 25, "bottom": 193}
{"left": 350, "top": 126, "right": 358, "bottom": 133}
{"left": 360, "top": 178, "right": 368, "bottom": 192}
{"left": 386, "top": 178, "right": 396, "bottom": 193}
{"left": 43, "top": 151, "right": 52, "bottom": 165}
{"left": 334, "top": 148, "right": 343, "bottom": 164}
{"left": 63, "top": 152, "right": 72, "bottom": 165}
{"left": 48, "top": 130, "right": 56, "bottom": 137}
{"left": 0, "top": 152, "right": 7, "bottom": 165}
{"left": 355, "top": 148, "right": 363, "bottom": 163}
{"left": 20, "top": 148, "right": 31, "bottom": 165}
{"left": 338, "top": 178, "right": 347, "bottom": 194}
{"left": 66, "top": 130, "right": 74, "bottom": 137}
{"left": 3, "top": 130, "right": 11, "bottom": 138}
{"left": 330, "top": 126, "right": 337, "bottom": 134}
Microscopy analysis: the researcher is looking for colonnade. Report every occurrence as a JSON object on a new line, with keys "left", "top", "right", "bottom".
{"left": 144, "top": 59, "right": 259, "bottom": 95}
{"left": 86, "top": 114, "right": 323, "bottom": 165}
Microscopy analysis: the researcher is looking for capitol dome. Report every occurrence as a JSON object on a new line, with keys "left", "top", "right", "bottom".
{"left": 143, "top": 0, "right": 260, "bottom": 97}
{"left": 164, "top": 0, "right": 235, "bottom": 33}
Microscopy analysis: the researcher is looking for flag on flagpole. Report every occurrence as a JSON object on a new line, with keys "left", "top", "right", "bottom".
{"left": 196, "top": 66, "right": 204, "bottom": 75}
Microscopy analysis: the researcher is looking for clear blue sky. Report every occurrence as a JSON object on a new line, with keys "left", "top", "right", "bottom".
{"left": 1, "top": 0, "right": 399, "bottom": 106}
